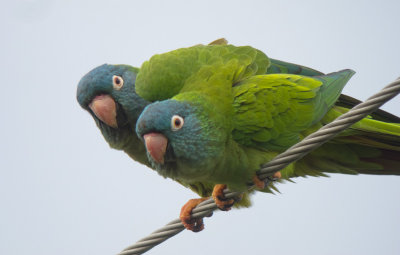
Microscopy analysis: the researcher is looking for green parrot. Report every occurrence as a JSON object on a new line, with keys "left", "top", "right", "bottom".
{"left": 77, "top": 40, "right": 400, "bottom": 232}
{"left": 77, "top": 39, "right": 397, "bottom": 166}
{"left": 77, "top": 39, "right": 367, "bottom": 185}
{"left": 134, "top": 43, "right": 400, "bottom": 232}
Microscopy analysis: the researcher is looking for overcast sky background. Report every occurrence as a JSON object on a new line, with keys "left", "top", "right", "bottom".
{"left": 1, "top": 0, "right": 400, "bottom": 254}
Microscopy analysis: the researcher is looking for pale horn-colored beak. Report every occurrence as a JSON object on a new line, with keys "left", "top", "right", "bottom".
{"left": 89, "top": 94, "right": 118, "bottom": 128}
{"left": 143, "top": 133, "right": 168, "bottom": 164}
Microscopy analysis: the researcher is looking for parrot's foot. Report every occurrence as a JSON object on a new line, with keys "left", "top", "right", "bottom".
{"left": 272, "top": 171, "right": 282, "bottom": 180}
{"left": 180, "top": 197, "right": 210, "bottom": 232}
{"left": 253, "top": 175, "right": 266, "bottom": 189}
{"left": 253, "top": 171, "right": 281, "bottom": 189}
{"left": 212, "top": 184, "right": 235, "bottom": 211}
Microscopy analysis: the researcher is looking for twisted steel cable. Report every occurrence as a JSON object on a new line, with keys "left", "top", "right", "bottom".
{"left": 118, "top": 77, "right": 400, "bottom": 255}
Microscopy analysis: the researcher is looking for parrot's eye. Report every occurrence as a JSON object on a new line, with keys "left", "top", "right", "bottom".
{"left": 113, "top": 75, "right": 124, "bottom": 90}
{"left": 171, "top": 115, "right": 184, "bottom": 131}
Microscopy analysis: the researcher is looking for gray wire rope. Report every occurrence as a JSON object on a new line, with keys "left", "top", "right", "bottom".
{"left": 117, "top": 77, "right": 400, "bottom": 255}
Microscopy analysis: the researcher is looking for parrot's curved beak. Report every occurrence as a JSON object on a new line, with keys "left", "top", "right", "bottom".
{"left": 143, "top": 133, "right": 168, "bottom": 164}
{"left": 89, "top": 94, "right": 118, "bottom": 128}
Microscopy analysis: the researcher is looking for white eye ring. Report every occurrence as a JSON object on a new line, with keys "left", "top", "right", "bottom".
{"left": 171, "top": 115, "right": 184, "bottom": 131}
{"left": 112, "top": 75, "right": 124, "bottom": 90}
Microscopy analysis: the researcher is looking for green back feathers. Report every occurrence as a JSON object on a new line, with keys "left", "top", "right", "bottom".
{"left": 135, "top": 44, "right": 270, "bottom": 101}
{"left": 231, "top": 70, "right": 355, "bottom": 150}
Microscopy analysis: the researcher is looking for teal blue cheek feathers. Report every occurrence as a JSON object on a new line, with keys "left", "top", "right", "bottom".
{"left": 136, "top": 100, "right": 218, "bottom": 170}
{"left": 77, "top": 64, "right": 150, "bottom": 128}
{"left": 77, "top": 64, "right": 140, "bottom": 110}
{"left": 77, "top": 64, "right": 151, "bottom": 152}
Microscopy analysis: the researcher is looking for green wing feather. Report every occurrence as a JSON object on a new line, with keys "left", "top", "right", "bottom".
{"left": 267, "top": 58, "right": 400, "bottom": 122}
{"left": 232, "top": 70, "right": 355, "bottom": 150}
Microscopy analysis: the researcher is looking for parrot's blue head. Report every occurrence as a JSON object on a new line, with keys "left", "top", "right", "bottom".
{"left": 77, "top": 64, "right": 149, "bottom": 149}
{"left": 136, "top": 99, "right": 226, "bottom": 179}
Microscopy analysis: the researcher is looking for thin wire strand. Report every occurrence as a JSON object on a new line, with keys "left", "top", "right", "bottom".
{"left": 117, "top": 77, "right": 400, "bottom": 255}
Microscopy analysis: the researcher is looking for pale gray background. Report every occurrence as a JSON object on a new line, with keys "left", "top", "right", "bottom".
{"left": 1, "top": 0, "right": 400, "bottom": 254}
